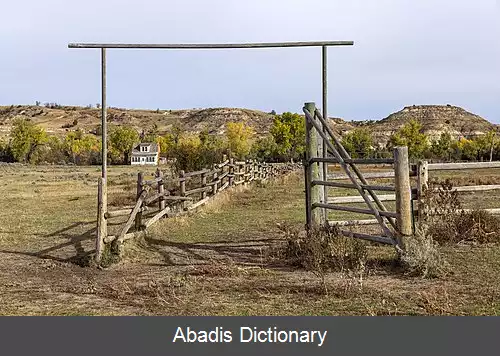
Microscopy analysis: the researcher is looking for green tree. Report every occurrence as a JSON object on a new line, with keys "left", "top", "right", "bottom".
{"left": 270, "top": 112, "right": 305, "bottom": 161}
{"left": 388, "top": 119, "right": 429, "bottom": 159}
{"left": 341, "top": 128, "right": 374, "bottom": 158}
{"left": 250, "top": 135, "right": 278, "bottom": 161}
{"left": 226, "top": 122, "right": 255, "bottom": 159}
{"left": 10, "top": 117, "right": 48, "bottom": 163}
{"left": 109, "top": 125, "right": 139, "bottom": 164}
{"left": 430, "top": 131, "right": 454, "bottom": 160}
{"left": 475, "top": 130, "right": 497, "bottom": 162}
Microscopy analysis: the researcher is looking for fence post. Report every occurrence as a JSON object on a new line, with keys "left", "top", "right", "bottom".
{"left": 201, "top": 172, "right": 207, "bottom": 199}
{"left": 212, "top": 164, "right": 218, "bottom": 194}
{"left": 229, "top": 158, "right": 234, "bottom": 186}
{"left": 394, "top": 146, "right": 412, "bottom": 248}
{"left": 156, "top": 168, "right": 165, "bottom": 211}
{"left": 135, "top": 172, "right": 144, "bottom": 230}
{"left": 179, "top": 170, "right": 186, "bottom": 210}
{"left": 96, "top": 177, "right": 106, "bottom": 263}
{"left": 417, "top": 160, "right": 429, "bottom": 222}
{"left": 305, "top": 102, "right": 322, "bottom": 228}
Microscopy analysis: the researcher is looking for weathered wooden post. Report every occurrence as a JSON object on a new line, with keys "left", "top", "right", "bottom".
{"left": 228, "top": 158, "right": 234, "bottom": 186}
{"left": 135, "top": 172, "right": 144, "bottom": 230}
{"left": 417, "top": 160, "right": 429, "bottom": 222}
{"left": 179, "top": 170, "right": 186, "bottom": 210}
{"left": 96, "top": 48, "right": 108, "bottom": 264}
{"left": 394, "top": 146, "right": 413, "bottom": 248}
{"left": 201, "top": 172, "right": 207, "bottom": 199}
{"left": 212, "top": 164, "right": 218, "bottom": 194}
{"left": 238, "top": 163, "right": 243, "bottom": 184}
{"left": 156, "top": 168, "right": 165, "bottom": 211}
{"left": 96, "top": 176, "right": 106, "bottom": 263}
{"left": 304, "top": 103, "right": 322, "bottom": 228}
{"left": 304, "top": 102, "right": 322, "bottom": 228}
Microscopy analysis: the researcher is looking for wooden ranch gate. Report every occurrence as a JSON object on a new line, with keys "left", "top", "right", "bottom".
{"left": 302, "top": 102, "right": 413, "bottom": 249}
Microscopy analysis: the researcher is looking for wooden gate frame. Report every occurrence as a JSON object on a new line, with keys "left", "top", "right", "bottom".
{"left": 303, "top": 102, "right": 413, "bottom": 249}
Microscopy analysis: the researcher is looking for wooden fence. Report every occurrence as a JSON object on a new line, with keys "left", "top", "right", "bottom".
{"left": 95, "top": 158, "right": 281, "bottom": 261}
{"left": 415, "top": 160, "right": 500, "bottom": 219}
{"left": 324, "top": 160, "right": 500, "bottom": 229}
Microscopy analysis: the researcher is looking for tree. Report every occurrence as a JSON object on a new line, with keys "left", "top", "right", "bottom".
{"left": 10, "top": 117, "right": 48, "bottom": 163}
{"left": 270, "top": 112, "right": 305, "bottom": 161}
{"left": 109, "top": 125, "right": 139, "bottom": 164}
{"left": 64, "top": 130, "right": 101, "bottom": 164}
{"left": 388, "top": 119, "right": 429, "bottom": 159}
{"left": 250, "top": 135, "right": 278, "bottom": 161}
{"left": 341, "top": 128, "right": 374, "bottom": 158}
{"left": 226, "top": 122, "right": 255, "bottom": 159}
{"left": 430, "top": 131, "right": 453, "bottom": 160}
{"left": 476, "top": 130, "right": 497, "bottom": 162}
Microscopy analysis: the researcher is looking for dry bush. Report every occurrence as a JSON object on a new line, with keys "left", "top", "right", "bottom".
{"left": 271, "top": 224, "right": 368, "bottom": 295}
{"left": 108, "top": 193, "right": 136, "bottom": 207}
{"left": 420, "top": 179, "right": 500, "bottom": 244}
{"left": 401, "top": 225, "right": 448, "bottom": 278}
{"left": 274, "top": 224, "right": 368, "bottom": 273}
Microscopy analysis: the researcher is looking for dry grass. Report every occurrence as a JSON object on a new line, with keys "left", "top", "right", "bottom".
{"left": 0, "top": 164, "right": 499, "bottom": 315}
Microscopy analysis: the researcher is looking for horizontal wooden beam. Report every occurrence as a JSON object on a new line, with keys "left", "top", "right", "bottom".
{"left": 311, "top": 157, "right": 394, "bottom": 164}
{"left": 313, "top": 202, "right": 399, "bottom": 218}
{"left": 184, "top": 186, "right": 213, "bottom": 196}
{"left": 313, "top": 180, "right": 396, "bottom": 192}
{"left": 428, "top": 161, "right": 500, "bottom": 171}
{"left": 327, "top": 219, "right": 379, "bottom": 226}
{"left": 69, "top": 41, "right": 354, "bottom": 49}
{"left": 328, "top": 194, "right": 396, "bottom": 204}
{"left": 339, "top": 230, "right": 396, "bottom": 245}
{"left": 104, "top": 206, "right": 149, "bottom": 219}
{"left": 143, "top": 193, "right": 192, "bottom": 206}
{"left": 436, "top": 185, "right": 500, "bottom": 193}
{"left": 183, "top": 169, "right": 210, "bottom": 178}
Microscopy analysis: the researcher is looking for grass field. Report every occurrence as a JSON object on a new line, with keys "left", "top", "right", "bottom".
{"left": 0, "top": 163, "right": 499, "bottom": 315}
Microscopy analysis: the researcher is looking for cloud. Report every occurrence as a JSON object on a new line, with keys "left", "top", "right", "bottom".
{"left": 0, "top": 0, "right": 498, "bottom": 122}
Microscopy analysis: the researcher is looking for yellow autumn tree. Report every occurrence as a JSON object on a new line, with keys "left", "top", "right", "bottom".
{"left": 225, "top": 122, "right": 255, "bottom": 159}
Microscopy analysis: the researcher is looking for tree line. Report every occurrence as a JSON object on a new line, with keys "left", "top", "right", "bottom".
{"left": 0, "top": 113, "right": 305, "bottom": 171}
{"left": 1, "top": 115, "right": 498, "bottom": 170}
{"left": 343, "top": 119, "right": 500, "bottom": 162}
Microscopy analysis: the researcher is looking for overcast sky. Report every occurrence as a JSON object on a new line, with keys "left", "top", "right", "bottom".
{"left": 1, "top": 0, "right": 499, "bottom": 122}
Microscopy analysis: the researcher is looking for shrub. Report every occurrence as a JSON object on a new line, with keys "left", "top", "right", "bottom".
{"left": 276, "top": 224, "right": 367, "bottom": 273}
{"left": 401, "top": 225, "right": 447, "bottom": 278}
{"left": 419, "top": 179, "right": 500, "bottom": 244}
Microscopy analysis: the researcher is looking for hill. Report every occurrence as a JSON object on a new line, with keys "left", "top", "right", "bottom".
{"left": 352, "top": 105, "right": 498, "bottom": 147}
{"left": 0, "top": 104, "right": 496, "bottom": 146}
{"left": 0, "top": 105, "right": 275, "bottom": 140}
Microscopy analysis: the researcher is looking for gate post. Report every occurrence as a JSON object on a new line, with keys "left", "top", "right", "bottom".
{"left": 96, "top": 176, "right": 107, "bottom": 263}
{"left": 417, "top": 160, "right": 429, "bottom": 222}
{"left": 394, "top": 146, "right": 412, "bottom": 248}
{"left": 304, "top": 102, "right": 323, "bottom": 228}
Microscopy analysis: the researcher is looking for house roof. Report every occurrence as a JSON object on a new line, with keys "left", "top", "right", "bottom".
{"left": 131, "top": 142, "right": 159, "bottom": 155}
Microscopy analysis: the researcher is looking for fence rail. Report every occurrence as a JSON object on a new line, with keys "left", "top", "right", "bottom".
{"left": 98, "top": 158, "right": 292, "bottom": 260}
{"left": 416, "top": 160, "right": 500, "bottom": 219}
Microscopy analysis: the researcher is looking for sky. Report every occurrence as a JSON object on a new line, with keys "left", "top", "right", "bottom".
{"left": 1, "top": 0, "right": 499, "bottom": 122}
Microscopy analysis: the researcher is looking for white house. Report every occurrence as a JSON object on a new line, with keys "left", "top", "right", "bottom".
{"left": 130, "top": 143, "right": 160, "bottom": 165}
